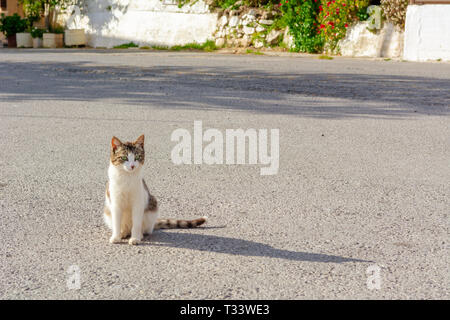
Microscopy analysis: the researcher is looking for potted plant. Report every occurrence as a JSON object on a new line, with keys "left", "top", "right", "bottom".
{"left": 43, "top": 25, "right": 64, "bottom": 48}
{"left": 16, "top": 21, "right": 33, "bottom": 48}
{"left": 16, "top": 30, "right": 33, "bottom": 48}
{"left": 31, "top": 27, "right": 45, "bottom": 48}
{"left": 0, "top": 13, "right": 28, "bottom": 48}
{"left": 19, "top": 0, "right": 71, "bottom": 48}
{"left": 17, "top": 0, "right": 44, "bottom": 48}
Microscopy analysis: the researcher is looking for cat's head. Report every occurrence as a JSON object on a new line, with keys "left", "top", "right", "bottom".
{"left": 110, "top": 135, "right": 145, "bottom": 173}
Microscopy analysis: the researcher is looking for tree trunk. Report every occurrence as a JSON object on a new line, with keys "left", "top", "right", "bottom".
{"left": 7, "top": 34, "right": 17, "bottom": 48}
{"left": 44, "top": 3, "right": 50, "bottom": 30}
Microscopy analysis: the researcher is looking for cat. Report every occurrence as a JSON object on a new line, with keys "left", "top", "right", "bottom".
{"left": 104, "top": 134, "right": 207, "bottom": 245}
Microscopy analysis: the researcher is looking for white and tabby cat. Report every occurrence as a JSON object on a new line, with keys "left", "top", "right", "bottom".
{"left": 104, "top": 135, "right": 207, "bottom": 245}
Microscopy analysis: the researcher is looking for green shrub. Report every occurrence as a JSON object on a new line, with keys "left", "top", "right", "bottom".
{"left": 318, "top": 0, "right": 369, "bottom": 52}
{"left": 209, "top": 0, "right": 279, "bottom": 9}
{"left": 31, "top": 27, "right": 45, "bottom": 39}
{"left": 279, "top": 0, "right": 324, "bottom": 53}
{"left": 0, "top": 13, "right": 29, "bottom": 37}
{"left": 20, "top": 0, "right": 42, "bottom": 25}
{"left": 356, "top": 7, "right": 369, "bottom": 21}
{"left": 380, "top": 0, "right": 408, "bottom": 29}
{"left": 50, "top": 25, "right": 65, "bottom": 34}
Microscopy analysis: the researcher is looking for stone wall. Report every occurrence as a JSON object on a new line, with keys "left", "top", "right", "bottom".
{"left": 339, "top": 21, "right": 404, "bottom": 58}
{"left": 213, "top": 6, "right": 285, "bottom": 49}
{"left": 62, "top": 1, "right": 291, "bottom": 50}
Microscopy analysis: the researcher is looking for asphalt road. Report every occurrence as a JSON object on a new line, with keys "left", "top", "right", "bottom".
{"left": 0, "top": 49, "right": 449, "bottom": 299}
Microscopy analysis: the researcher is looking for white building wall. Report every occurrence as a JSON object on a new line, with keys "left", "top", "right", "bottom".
{"left": 403, "top": 5, "right": 450, "bottom": 61}
{"left": 64, "top": 0, "right": 218, "bottom": 48}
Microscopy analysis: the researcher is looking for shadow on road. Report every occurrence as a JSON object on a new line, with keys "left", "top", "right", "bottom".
{"left": 0, "top": 59, "right": 449, "bottom": 119}
{"left": 145, "top": 230, "right": 370, "bottom": 263}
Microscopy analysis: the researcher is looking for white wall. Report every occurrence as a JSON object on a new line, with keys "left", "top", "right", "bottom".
{"left": 339, "top": 21, "right": 403, "bottom": 58}
{"left": 64, "top": 0, "right": 218, "bottom": 48}
{"left": 404, "top": 5, "right": 450, "bottom": 61}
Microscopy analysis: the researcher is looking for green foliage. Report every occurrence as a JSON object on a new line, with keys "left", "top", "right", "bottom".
{"left": 170, "top": 40, "right": 217, "bottom": 52}
{"left": 31, "top": 27, "right": 45, "bottom": 38}
{"left": 318, "top": 0, "right": 369, "bottom": 52}
{"left": 19, "top": 0, "right": 71, "bottom": 29}
{"left": 356, "top": 7, "right": 369, "bottom": 21}
{"left": 246, "top": 49, "right": 264, "bottom": 55}
{"left": 318, "top": 54, "right": 333, "bottom": 60}
{"left": 218, "top": 0, "right": 240, "bottom": 9}
{"left": 113, "top": 42, "right": 139, "bottom": 49}
{"left": 200, "top": 0, "right": 280, "bottom": 10}
{"left": 280, "top": 0, "right": 324, "bottom": 53}
{"left": 20, "top": 0, "right": 70, "bottom": 11}
{"left": 20, "top": 0, "right": 44, "bottom": 25}
{"left": 0, "top": 13, "right": 29, "bottom": 37}
{"left": 50, "top": 25, "right": 64, "bottom": 33}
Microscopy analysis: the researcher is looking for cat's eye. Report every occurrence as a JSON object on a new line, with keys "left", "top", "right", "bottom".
{"left": 121, "top": 156, "right": 128, "bottom": 161}
{"left": 135, "top": 155, "right": 141, "bottom": 161}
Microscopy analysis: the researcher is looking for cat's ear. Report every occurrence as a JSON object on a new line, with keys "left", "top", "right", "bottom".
{"left": 135, "top": 134, "right": 144, "bottom": 147}
{"left": 111, "top": 136, "right": 122, "bottom": 151}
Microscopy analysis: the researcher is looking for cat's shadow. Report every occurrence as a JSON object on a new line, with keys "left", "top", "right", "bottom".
{"left": 137, "top": 227, "right": 371, "bottom": 264}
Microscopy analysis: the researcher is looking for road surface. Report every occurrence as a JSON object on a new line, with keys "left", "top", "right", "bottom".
{"left": 0, "top": 49, "right": 449, "bottom": 299}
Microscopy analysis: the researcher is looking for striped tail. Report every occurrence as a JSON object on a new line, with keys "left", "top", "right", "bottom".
{"left": 155, "top": 216, "right": 208, "bottom": 229}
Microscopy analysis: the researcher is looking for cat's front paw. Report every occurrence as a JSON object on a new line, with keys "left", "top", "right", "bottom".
{"left": 109, "top": 235, "right": 121, "bottom": 244}
{"left": 128, "top": 237, "right": 140, "bottom": 245}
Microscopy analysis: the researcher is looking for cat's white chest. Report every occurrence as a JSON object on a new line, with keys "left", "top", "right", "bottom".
{"left": 108, "top": 165, "right": 143, "bottom": 210}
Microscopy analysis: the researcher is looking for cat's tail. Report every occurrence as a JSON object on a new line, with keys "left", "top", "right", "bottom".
{"left": 155, "top": 216, "right": 208, "bottom": 229}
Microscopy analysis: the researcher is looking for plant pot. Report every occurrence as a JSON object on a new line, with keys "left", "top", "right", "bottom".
{"left": 32, "top": 38, "right": 43, "bottom": 48}
{"left": 16, "top": 33, "right": 33, "bottom": 48}
{"left": 64, "top": 29, "right": 86, "bottom": 47}
{"left": 43, "top": 33, "right": 63, "bottom": 48}
{"left": 7, "top": 35, "right": 17, "bottom": 48}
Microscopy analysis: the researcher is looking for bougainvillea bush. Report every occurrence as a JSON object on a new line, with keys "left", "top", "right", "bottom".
{"left": 318, "top": 0, "right": 369, "bottom": 52}
{"left": 381, "top": 0, "right": 408, "bottom": 29}
{"left": 279, "top": 0, "right": 324, "bottom": 53}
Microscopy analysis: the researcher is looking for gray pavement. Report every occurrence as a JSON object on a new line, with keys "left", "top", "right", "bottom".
{"left": 0, "top": 49, "right": 449, "bottom": 299}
